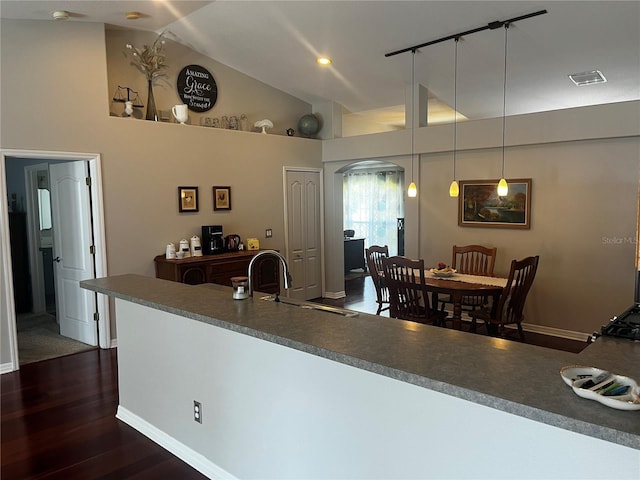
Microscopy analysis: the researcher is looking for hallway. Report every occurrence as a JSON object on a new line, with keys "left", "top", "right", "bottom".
{"left": 16, "top": 312, "right": 95, "bottom": 366}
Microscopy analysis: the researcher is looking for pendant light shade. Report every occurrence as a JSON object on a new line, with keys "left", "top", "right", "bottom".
{"left": 498, "top": 24, "right": 509, "bottom": 197}
{"left": 449, "top": 180, "right": 459, "bottom": 197}
{"left": 449, "top": 37, "right": 460, "bottom": 197}
{"left": 407, "top": 49, "right": 417, "bottom": 198}
{"left": 497, "top": 177, "right": 508, "bottom": 196}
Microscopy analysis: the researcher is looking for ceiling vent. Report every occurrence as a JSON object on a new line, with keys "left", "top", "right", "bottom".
{"left": 569, "top": 70, "right": 607, "bottom": 86}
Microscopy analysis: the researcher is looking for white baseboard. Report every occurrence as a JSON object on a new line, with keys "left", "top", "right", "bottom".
{"left": 116, "top": 406, "right": 236, "bottom": 480}
{"left": 520, "top": 322, "right": 591, "bottom": 343}
{"left": 323, "top": 290, "right": 346, "bottom": 299}
{"left": 0, "top": 362, "right": 16, "bottom": 374}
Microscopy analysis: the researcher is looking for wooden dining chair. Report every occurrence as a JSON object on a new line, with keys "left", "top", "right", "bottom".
{"left": 382, "top": 256, "right": 447, "bottom": 326}
{"left": 365, "top": 245, "right": 390, "bottom": 314}
{"left": 470, "top": 255, "right": 540, "bottom": 341}
{"left": 440, "top": 244, "right": 497, "bottom": 313}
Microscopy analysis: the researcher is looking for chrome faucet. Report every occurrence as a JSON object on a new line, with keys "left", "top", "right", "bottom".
{"left": 247, "top": 250, "right": 293, "bottom": 297}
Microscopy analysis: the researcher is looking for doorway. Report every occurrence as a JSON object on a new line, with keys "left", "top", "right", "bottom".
{"left": 1, "top": 150, "right": 110, "bottom": 372}
{"left": 24, "top": 163, "right": 57, "bottom": 317}
{"left": 340, "top": 161, "right": 404, "bottom": 310}
{"left": 342, "top": 161, "right": 405, "bottom": 264}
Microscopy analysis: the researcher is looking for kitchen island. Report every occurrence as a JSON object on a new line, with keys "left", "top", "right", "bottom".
{"left": 82, "top": 274, "right": 640, "bottom": 479}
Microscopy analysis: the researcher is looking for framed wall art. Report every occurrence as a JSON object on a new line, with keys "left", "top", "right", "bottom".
{"left": 213, "top": 186, "right": 231, "bottom": 211}
{"left": 458, "top": 178, "right": 531, "bottom": 229}
{"left": 178, "top": 186, "right": 199, "bottom": 212}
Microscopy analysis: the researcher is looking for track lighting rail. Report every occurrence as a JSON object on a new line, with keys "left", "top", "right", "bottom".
{"left": 384, "top": 9, "right": 547, "bottom": 57}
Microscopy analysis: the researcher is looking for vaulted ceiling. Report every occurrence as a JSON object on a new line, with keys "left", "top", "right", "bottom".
{"left": 3, "top": 1, "right": 639, "bottom": 125}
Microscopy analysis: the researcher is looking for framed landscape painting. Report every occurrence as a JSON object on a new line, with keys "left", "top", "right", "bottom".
{"left": 458, "top": 178, "right": 531, "bottom": 229}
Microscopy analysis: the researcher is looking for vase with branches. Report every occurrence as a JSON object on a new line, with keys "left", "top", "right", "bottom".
{"left": 124, "top": 32, "right": 169, "bottom": 121}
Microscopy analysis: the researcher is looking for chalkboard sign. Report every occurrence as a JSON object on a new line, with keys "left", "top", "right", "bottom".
{"left": 176, "top": 64, "right": 217, "bottom": 112}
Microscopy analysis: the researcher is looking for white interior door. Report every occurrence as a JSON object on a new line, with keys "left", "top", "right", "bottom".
{"left": 49, "top": 161, "right": 97, "bottom": 345}
{"left": 286, "top": 169, "right": 322, "bottom": 300}
{"left": 24, "top": 164, "right": 48, "bottom": 313}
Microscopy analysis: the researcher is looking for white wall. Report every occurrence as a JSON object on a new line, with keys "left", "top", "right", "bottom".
{"left": 116, "top": 300, "right": 640, "bottom": 479}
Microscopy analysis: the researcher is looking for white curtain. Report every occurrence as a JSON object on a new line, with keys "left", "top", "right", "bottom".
{"left": 343, "top": 168, "right": 404, "bottom": 255}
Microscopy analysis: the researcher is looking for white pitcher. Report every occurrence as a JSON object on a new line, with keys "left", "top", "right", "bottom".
{"left": 172, "top": 104, "right": 189, "bottom": 124}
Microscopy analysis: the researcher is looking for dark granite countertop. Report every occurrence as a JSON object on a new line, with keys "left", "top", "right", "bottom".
{"left": 81, "top": 274, "right": 640, "bottom": 450}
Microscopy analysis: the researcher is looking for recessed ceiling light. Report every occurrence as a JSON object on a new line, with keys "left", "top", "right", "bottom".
{"left": 568, "top": 70, "right": 607, "bottom": 86}
{"left": 317, "top": 57, "right": 332, "bottom": 66}
{"left": 52, "top": 10, "right": 69, "bottom": 20}
{"left": 125, "top": 11, "right": 141, "bottom": 20}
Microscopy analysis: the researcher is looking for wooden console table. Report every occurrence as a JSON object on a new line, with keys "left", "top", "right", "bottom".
{"left": 154, "top": 250, "right": 280, "bottom": 293}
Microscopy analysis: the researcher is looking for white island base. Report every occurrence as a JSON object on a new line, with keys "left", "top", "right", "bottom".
{"left": 115, "top": 300, "right": 639, "bottom": 479}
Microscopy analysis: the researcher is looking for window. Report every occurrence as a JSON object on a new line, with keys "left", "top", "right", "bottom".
{"left": 343, "top": 168, "right": 404, "bottom": 254}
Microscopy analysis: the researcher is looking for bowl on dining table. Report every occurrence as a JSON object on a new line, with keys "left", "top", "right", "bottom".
{"left": 429, "top": 267, "right": 457, "bottom": 277}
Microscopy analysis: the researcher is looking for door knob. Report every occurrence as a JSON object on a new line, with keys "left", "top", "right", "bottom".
{"left": 53, "top": 256, "right": 61, "bottom": 263}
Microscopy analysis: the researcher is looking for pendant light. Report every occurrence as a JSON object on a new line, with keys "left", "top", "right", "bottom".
{"left": 449, "top": 37, "right": 460, "bottom": 197}
{"left": 407, "top": 49, "right": 417, "bottom": 198}
{"left": 385, "top": 11, "right": 547, "bottom": 199}
{"left": 497, "top": 23, "right": 509, "bottom": 197}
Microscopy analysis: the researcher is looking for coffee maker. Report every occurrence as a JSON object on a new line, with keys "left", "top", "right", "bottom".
{"left": 202, "top": 225, "right": 224, "bottom": 255}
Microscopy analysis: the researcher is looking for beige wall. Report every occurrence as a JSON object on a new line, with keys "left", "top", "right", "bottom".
{"left": 105, "top": 29, "right": 310, "bottom": 133}
{"left": 1, "top": 18, "right": 639, "bottom": 366}
{"left": 420, "top": 138, "right": 638, "bottom": 334}
{"left": 323, "top": 103, "right": 640, "bottom": 336}
{"left": 0, "top": 19, "right": 322, "bottom": 364}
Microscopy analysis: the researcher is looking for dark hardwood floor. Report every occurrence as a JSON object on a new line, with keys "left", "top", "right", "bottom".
{"left": 2, "top": 275, "right": 587, "bottom": 479}
{"left": 1, "top": 348, "right": 207, "bottom": 480}
{"left": 315, "top": 274, "right": 588, "bottom": 354}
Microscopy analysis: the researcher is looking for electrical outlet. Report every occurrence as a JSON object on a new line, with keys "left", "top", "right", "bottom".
{"left": 265, "top": 228, "right": 273, "bottom": 238}
{"left": 193, "top": 400, "right": 202, "bottom": 424}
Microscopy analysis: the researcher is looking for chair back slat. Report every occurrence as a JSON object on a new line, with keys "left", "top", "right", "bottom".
{"left": 382, "top": 256, "right": 439, "bottom": 324}
{"left": 452, "top": 245, "right": 497, "bottom": 276}
{"left": 443, "top": 245, "right": 498, "bottom": 312}
{"left": 365, "top": 245, "right": 390, "bottom": 313}
{"left": 496, "top": 256, "right": 539, "bottom": 325}
{"left": 366, "top": 245, "right": 388, "bottom": 277}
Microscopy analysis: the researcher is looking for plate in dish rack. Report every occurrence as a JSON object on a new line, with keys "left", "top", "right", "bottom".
{"left": 560, "top": 365, "right": 640, "bottom": 411}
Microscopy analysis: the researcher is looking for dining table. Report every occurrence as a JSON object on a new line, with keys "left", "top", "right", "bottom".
{"left": 420, "top": 270, "right": 508, "bottom": 330}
